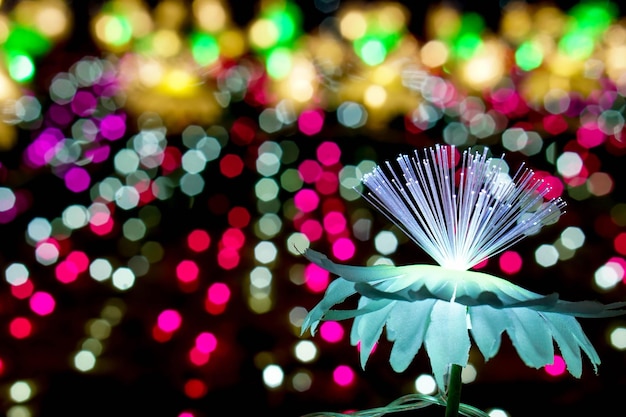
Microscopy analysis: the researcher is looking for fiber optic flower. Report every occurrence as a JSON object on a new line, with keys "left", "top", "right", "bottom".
{"left": 301, "top": 145, "right": 626, "bottom": 391}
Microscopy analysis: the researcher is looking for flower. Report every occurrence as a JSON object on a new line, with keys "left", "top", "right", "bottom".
{"left": 301, "top": 145, "right": 626, "bottom": 391}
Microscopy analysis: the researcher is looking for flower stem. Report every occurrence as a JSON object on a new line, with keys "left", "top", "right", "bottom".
{"left": 444, "top": 364, "right": 462, "bottom": 417}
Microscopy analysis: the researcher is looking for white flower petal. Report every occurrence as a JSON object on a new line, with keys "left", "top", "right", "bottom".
{"left": 387, "top": 300, "right": 435, "bottom": 372}
{"left": 504, "top": 308, "right": 554, "bottom": 369}
{"left": 352, "top": 299, "right": 395, "bottom": 368}
{"left": 424, "top": 300, "right": 471, "bottom": 390}
{"left": 468, "top": 305, "right": 507, "bottom": 360}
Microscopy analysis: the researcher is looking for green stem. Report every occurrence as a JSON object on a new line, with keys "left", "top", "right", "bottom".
{"left": 444, "top": 364, "right": 462, "bottom": 417}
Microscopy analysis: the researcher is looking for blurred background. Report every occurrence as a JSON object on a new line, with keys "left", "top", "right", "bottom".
{"left": 1, "top": 0, "right": 626, "bottom": 416}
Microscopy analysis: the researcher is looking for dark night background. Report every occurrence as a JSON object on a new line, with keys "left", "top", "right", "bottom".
{"left": 1, "top": 1, "right": 626, "bottom": 416}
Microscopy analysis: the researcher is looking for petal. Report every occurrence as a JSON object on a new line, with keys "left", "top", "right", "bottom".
{"left": 386, "top": 299, "right": 437, "bottom": 373}
{"left": 303, "top": 248, "right": 407, "bottom": 283}
{"left": 303, "top": 250, "right": 566, "bottom": 309}
{"left": 351, "top": 299, "right": 396, "bottom": 368}
{"left": 301, "top": 277, "right": 357, "bottom": 335}
{"left": 424, "top": 300, "right": 471, "bottom": 391}
{"left": 544, "top": 299, "right": 626, "bottom": 318}
{"left": 542, "top": 312, "right": 600, "bottom": 377}
{"left": 468, "top": 305, "right": 507, "bottom": 361}
{"left": 505, "top": 308, "right": 554, "bottom": 369}
{"left": 324, "top": 298, "right": 393, "bottom": 321}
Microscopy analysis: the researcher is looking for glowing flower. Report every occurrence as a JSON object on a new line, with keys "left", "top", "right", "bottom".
{"left": 301, "top": 145, "right": 626, "bottom": 390}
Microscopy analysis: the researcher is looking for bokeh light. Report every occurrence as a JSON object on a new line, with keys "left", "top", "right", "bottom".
{"left": 0, "top": 0, "right": 626, "bottom": 415}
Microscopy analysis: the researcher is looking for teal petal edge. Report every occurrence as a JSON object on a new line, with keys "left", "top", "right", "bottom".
{"left": 302, "top": 249, "right": 626, "bottom": 317}
{"left": 300, "top": 249, "right": 626, "bottom": 389}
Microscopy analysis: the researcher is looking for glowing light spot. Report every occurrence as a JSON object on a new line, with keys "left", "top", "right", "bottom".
{"left": 333, "top": 365, "right": 355, "bottom": 387}
{"left": 27, "top": 217, "right": 51, "bottom": 242}
{"left": 357, "top": 38, "right": 387, "bottom": 66}
{"left": 89, "top": 258, "right": 112, "bottom": 282}
{"left": 74, "top": 350, "right": 96, "bottom": 372}
{"left": 0, "top": 187, "right": 16, "bottom": 211}
{"left": 340, "top": 11, "right": 366, "bottom": 40}
{"left": 577, "top": 124, "right": 606, "bottom": 148}
{"left": 180, "top": 173, "right": 205, "bottom": 197}
{"left": 187, "top": 229, "right": 211, "bottom": 252}
{"left": 609, "top": 326, "right": 626, "bottom": 350}
{"left": 62, "top": 204, "right": 89, "bottom": 229}
{"left": 263, "top": 364, "right": 284, "bottom": 389}
{"left": 534, "top": 173, "right": 564, "bottom": 199}
{"left": 594, "top": 262, "right": 622, "bottom": 291}
{"left": 316, "top": 171, "right": 339, "bottom": 195}
{"left": 294, "top": 189, "right": 320, "bottom": 213}
{"left": 614, "top": 232, "right": 626, "bottom": 256}
{"left": 298, "top": 160, "right": 322, "bottom": 183}
{"left": 35, "top": 242, "right": 59, "bottom": 265}
{"left": 115, "top": 185, "right": 140, "bottom": 210}
{"left": 55, "top": 260, "right": 79, "bottom": 284}
{"left": 158, "top": 309, "right": 182, "bottom": 333}
{"left": 544, "top": 355, "right": 566, "bottom": 376}
{"left": 9, "top": 54, "right": 35, "bottom": 82}
{"left": 292, "top": 371, "right": 313, "bottom": 392}
{"left": 374, "top": 230, "right": 398, "bottom": 255}
{"left": 587, "top": 172, "right": 613, "bottom": 196}
{"left": 421, "top": 40, "right": 449, "bottom": 67}
{"left": 488, "top": 409, "right": 510, "bottom": 417}
{"left": 189, "top": 347, "right": 210, "bottom": 366}
{"left": 316, "top": 141, "right": 341, "bottom": 166}
{"left": 323, "top": 211, "right": 347, "bottom": 235}
{"left": 560, "top": 227, "right": 585, "bottom": 250}
{"left": 5, "top": 263, "right": 29, "bottom": 286}
{"left": 9, "top": 381, "right": 32, "bottom": 403}
{"left": 535, "top": 244, "right": 559, "bottom": 267}
{"left": 294, "top": 340, "right": 318, "bottom": 362}
{"left": 249, "top": 18, "right": 279, "bottom": 49}
{"left": 206, "top": 282, "right": 231, "bottom": 314}
{"left": 556, "top": 151, "right": 583, "bottom": 178}
{"left": 11, "top": 280, "right": 34, "bottom": 300}
{"left": 67, "top": 251, "right": 89, "bottom": 273}
{"left": 304, "top": 262, "right": 329, "bottom": 293}
{"left": 319, "top": 321, "right": 344, "bottom": 343}
{"left": 499, "top": 251, "right": 522, "bottom": 274}
{"left": 152, "top": 325, "right": 173, "bottom": 343}
{"left": 255, "top": 178, "right": 279, "bottom": 202}
{"left": 217, "top": 248, "right": 240, "bottom": 270}
{"left": 415, "top": 374, "right": 437, "bottom": 394}
{"left": 195, "top": 332, "right": 217, "bottom": 354}
{"left": 184, "top": 379, "right": 208, "bottom": 399}
{"left": 100, "top": 114, "right": 126, "bottom": 140}
{"left": 298, "top": 109, "right": 324, "bottom": 136}
{"left": 29, "top": 292, "right": 55, "bottom": 316}
{"left": 10, "top": 317, "right": 32, "bottom": 339}
{"left": 300, "top": 219, "right": 323, "bottom": 241}
{"left": 364, "top": 85, "right": 387, "bottom": 108}
{"left": 266, "top": 47, "right": 292, "bottom": 79}
{"left": 254, "top": 241, "right": 278, "bottom": 264}
{"left": 228, "top": 206, "right": 251, "bottom": 228}
{"left": 332, "top": 237, "right": 355, "bottom": 261}
{"left": 220, "top": 154, "right": 244, "bottom": 178}
{"left": 337, "top": 101, "right": 367, "bottom": 128}
{"left": 111, "top": 267, "right": 135, "bottom": 290}
{"left": 176, "top": 260, "right": 199, "bottom": 283}
{"left": 222, "top": 228, "right": 246, "bottom": 249}
{"left": 461, "top": 364, "right": 477, "bottom": 383}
